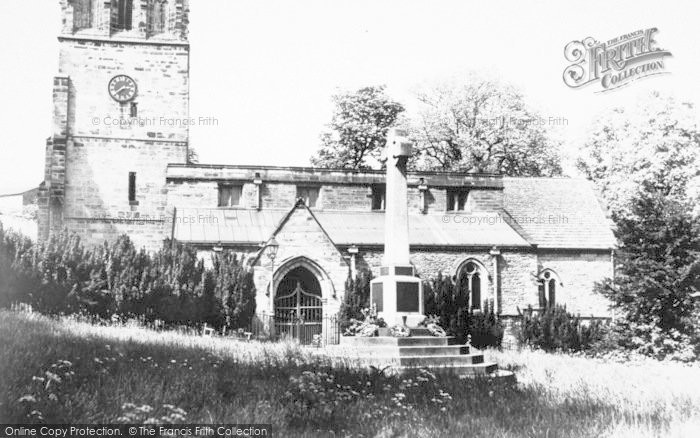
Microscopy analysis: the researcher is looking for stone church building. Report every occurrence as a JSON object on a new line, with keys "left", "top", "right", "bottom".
{"left": 38, "top": 1, "right": 615, "bottom": 340}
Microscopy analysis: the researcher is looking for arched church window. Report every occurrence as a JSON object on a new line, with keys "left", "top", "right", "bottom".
{"left": 73, "top": 0, "right": 93, "bottom": 31}
{"left": 538, "top": 269, "right": 560, "bottom": 308}
{"left": 459, "top": 260, "right": 484, "bottom": 310}
{"left": 148, "top": 0, "right": 168, "bottom": 35}
{"left": 112, "top": 0, "right": 133, "bottom": 32}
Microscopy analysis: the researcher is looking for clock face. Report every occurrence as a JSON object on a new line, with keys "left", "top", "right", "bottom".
{"left": 108, "top": 75, "right": 137, "bottom": 102}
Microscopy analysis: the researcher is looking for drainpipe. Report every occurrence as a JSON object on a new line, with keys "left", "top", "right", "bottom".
{"left": 489, "top": 246, "right": 500, "bottom": 314}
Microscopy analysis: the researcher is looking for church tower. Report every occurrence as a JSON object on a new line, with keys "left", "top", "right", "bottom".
{"left": 38, "top": 0, "right": 190, "bottom": 250}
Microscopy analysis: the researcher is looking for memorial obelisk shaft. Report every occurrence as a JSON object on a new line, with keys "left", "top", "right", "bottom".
{"left": 370, "top": 129, "right": 424, "bottom": 327}
{"left": 383, "top": 130, "right": 411, "bottom": 267}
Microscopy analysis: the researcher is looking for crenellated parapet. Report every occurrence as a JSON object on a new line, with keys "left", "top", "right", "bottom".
{"left": 59, "top": 0, "right": 189, "bottom": 42}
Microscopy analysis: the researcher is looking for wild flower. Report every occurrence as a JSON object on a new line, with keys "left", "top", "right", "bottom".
{"left": 117, "top": 402, "right": 185, "bottom": 424}
{"left": 17, "top": 358, "right": 75, "bottom": 422}
{"left": 45, "top": 371, "right": 61, "bottom": 384}
{"left": 438, "top": 389, "right": 452, "bottom": 400}
{"left": 18, "top": 395, "right": 37, "bottom": 403}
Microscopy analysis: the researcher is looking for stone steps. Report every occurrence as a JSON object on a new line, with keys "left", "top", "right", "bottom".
{"left": 399, "top": 353, "right": 484, "bottom": 367}
{"left": 396, "top": 362, "right": 499, "bottom": 375}
{"left": 408, "top": 327, "right": 434, "bottom": 336}
{"left": 336, "top": 334, "right": 508, "bottom": 379}
{"left": 396, "top": 345, "right": 470, "bottom": 356}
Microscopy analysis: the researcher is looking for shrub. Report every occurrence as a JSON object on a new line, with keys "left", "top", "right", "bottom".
{"left": 517, "top": 305, "right": 608, "bottom": 352}
{"left": 463, "top": 304, "right": 504, "bottom": 348}
{"left": 214, "top": 251, "right": 256, "bottom": 329}
{"left": 423, "top": 273, "right": 457, "bottom": 334}
{"left": 423, "top": 275, "right": 504, "bottom": 347}
{"left": 0, "top": 227, "right": 256, "bottom": 330}
{"left": 338, "top": 269, "right": 372, "bottom": 331}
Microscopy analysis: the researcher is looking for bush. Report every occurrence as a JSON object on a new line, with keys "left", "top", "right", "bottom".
{"left": 338, "top": 269, "right": 372, "bottom": 331}
{"left": 517, "top": 305, "right": 608, "bottom": 352}
{"left": 463, "top": 304, "right": 504, "bottom": 348}
{"left": 213, "top": 251, "right": 256, "bottom": 329}
{"left": 423, "top": 274, "right": 504, "bottom": 347}
{"left": 0, "top": 226, "right": 256, "bottom": 330}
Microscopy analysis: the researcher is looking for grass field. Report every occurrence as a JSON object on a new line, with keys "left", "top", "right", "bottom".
{"left": 1, "top": 310, "right": 699, "bottom": 437}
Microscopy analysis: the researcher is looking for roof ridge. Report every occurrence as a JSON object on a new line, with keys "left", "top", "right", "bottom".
{"left": 503, "top": 176, "right": 592, "bottom": 181}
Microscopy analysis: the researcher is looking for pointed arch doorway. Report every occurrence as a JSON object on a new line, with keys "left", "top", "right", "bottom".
{"left": 273, "top": 266, "right": 323, "bottom": 344}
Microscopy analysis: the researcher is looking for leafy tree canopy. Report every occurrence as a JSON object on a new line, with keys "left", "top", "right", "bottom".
{"left": 408, "top": 74, "right": 562, "bottom": 176}
{"left": 577, "top": 92, "right": 700, "bottom": 219}
{"left": 594, "top": 174, "right": 700, "bottom": 359}
{"left": 311, "top": 86, "right": 405, "bottom": 169}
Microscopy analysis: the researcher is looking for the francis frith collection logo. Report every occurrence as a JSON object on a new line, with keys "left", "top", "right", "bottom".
{"left": 563, "top": 28, "right": 672, "bottom": 92}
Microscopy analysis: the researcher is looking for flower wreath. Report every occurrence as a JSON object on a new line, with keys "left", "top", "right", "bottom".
{"left": 390, "top": 324, "right": 411, "bottom": 337}
{"left": 426, "top": 323, "right": 446, "bottom": 337}
{"left": 357, "top": 322, "right": 379, "bottom": 337}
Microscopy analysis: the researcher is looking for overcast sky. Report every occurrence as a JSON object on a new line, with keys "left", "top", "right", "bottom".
{"left": 1, "top": 0, "right": 698, "bottom": 194}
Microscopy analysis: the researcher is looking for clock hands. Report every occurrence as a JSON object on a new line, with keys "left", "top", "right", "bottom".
{"left": 109, "top": 75, "right": 136, "bottom": 102}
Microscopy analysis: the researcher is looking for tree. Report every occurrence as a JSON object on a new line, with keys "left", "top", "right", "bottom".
{"left": 311, "top": 86, "right": 405, "bottom": 169}
{"left": 409, "top": 74, "right": 562, "bottom": 175}
{"left": 577, "top": 92, "right": 700, "bottom": 220}
{"left": 595, "top": 175, "right": 700, "bottom": 359}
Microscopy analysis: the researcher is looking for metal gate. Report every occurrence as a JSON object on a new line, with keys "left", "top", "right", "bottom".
{"left": 274, "top": 282, "right": 323, "bottom": 344}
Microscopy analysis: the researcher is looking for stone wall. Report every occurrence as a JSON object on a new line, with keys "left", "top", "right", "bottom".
{"left": 57, "top": 39, "right": 189, "bottom": 141}
{"left": 40, "top": 19, "right": 190, "bottom": 251}
{"left": 163, "top": 177, "right": 505, "bottom": 214}
{"left": 353, "top": 247, "right": 608, "bottom": 318}
{"left": 322, "top": 184, "right": 371, "bottom": 210}
{"left": 260, "top": 183, "right": 298, "bottom": 210}
{"left": 537, "top": 250, "right": 613, "bottom": 316}
{"left": 499, "top": 251, "right": 539, "bottom": 315}
{"left": 469, "top": 189, "right": 504, "bottom": 211}
{"left": 64, "top": 217, "right": 169, "bottom": 251}
{"left": 64, "top": 138, "right": 186, "bottom": 218}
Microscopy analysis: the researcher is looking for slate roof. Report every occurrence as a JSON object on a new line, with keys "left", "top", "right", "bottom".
{"left": 502, "top": 177, "right": 615, "bottom": 249}
{"left": 172, "top": 208, "right": 532, "bottom": 248}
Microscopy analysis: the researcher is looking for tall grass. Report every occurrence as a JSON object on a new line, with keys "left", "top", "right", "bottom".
{"left": 1, "top": 310, "right": 698, "bottom": 437}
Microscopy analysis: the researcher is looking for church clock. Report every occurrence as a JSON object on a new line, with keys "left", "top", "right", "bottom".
{"left": 108, "top": 75, "right": 137, "bottom": 102}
